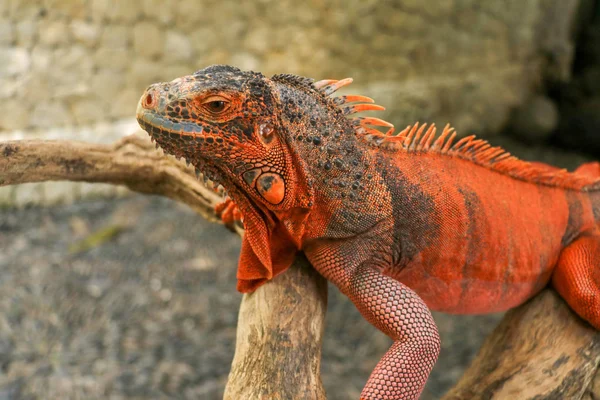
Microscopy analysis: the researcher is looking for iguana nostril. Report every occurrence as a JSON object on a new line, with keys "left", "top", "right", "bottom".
{"left": 142, "top": 92, "right": 156, "bottom": 109}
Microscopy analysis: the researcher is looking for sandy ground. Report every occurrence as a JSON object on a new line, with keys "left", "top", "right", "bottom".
{"left": 0, "top": 194, "right": 504, "bottom": 399}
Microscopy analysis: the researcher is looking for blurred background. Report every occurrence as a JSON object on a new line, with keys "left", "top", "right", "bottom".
{"left": 1, "top": 0, "right": 600, "bottom": 399}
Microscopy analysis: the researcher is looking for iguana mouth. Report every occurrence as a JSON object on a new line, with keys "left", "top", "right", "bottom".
{"left": 137, "top": 110, "right": 204, "bottom": 136}
{"left": 136, "top": 106, "right": 228, "bottom": 198}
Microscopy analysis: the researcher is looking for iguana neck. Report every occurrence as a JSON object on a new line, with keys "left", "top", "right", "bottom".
{"left": 274, "top": 82, "right": 386, "bottom": 239}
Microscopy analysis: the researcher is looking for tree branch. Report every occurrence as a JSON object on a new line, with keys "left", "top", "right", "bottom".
{"left": 0, "top": 134, "right": 220, "bottom": 221}
{"left": 443, "top": 289, "right": 600, "bottom": 400}
{"left": 224, "top": 253, "right": 328, "bottom": 400}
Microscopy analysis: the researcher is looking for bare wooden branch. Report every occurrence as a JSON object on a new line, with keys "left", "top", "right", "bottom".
{"left": 443, "top": 289, "right": 600, "bottom": 400}
{"left": 0, "top": 134, "right": 327, "bottom": 398}
{"left": 0, "top": 134, "right": 220, "bottom": 221}
{"left": 224, "top": 253, "right": 328, "bottom": 400}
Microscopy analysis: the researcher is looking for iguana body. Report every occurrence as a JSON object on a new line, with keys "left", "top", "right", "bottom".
{"left": 137, "top": 65, "right": 600, "bottom": 399}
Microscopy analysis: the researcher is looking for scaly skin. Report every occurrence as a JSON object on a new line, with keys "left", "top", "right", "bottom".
{"left": 137, "top": 65, "right": 600, "bottom": 399}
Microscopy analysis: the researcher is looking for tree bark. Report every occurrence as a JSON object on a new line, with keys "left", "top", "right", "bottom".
{"left": 444, "top": 289, "right": 600, "bottom": 400}
{"left": 224, "top": 253, "right": 327, "bottom": 400}
{"left": 3, "top": 134, "right": 600, "bottom": 399}
{"left": 0, "top": 134, "right": 220, "bottom": 221}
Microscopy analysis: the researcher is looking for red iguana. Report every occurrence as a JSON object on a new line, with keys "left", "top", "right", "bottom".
{"left": 136, "top": 65, "right": 600, "bottom": 400}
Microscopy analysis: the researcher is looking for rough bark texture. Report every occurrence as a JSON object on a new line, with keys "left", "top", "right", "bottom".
{"left": 224, "top": 253, "right": 327, "bottom": 400}
{"left": 0, "top": 134, "right": 221, "bottom": 221}
{"left": 3, "top": 135, "right": 600, "bottom": 398}
{"left": 444, "top": 289, "right": 600, "bottom": 400}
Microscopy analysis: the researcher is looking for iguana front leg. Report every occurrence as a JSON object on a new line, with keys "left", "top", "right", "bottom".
{"left": 215, "top": 198, "right": 243, "bottom": 226}
{"left": 308, "top": 247, "right": 440, "bottom": 399}
{"left": 350, "top": 264, "right": 440, "bottom": 399}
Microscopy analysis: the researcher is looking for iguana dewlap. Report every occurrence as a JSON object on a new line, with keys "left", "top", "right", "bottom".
{"left": 136, "top": 65, "right": 600, "bottom": 400}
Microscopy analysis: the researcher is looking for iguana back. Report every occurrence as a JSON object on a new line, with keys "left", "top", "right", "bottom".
{"left": 349, "top": 125, "right": 600, "bottom": 313}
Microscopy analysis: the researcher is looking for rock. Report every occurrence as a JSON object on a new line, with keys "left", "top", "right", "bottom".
{"left": 189, "top": 27, "right": 218, "bottom": 55}
{"left": 175, "top": 0, "right": 207, "bottom": 30}
{"left": 6, "top": 3, "right": 42, "bottom": 19}
{"left": 107, "top": 0, "right": 140, "bottom": 23}
{"left": 78, "top": 183, "right": 116, "bottom": 201}
{"left": 21, "top": 72, "right": 51, "bottom": 104}
{"left": 162, "top": 65, "right": 193, "bottom": 82}
{"left": 114, "top": 185, "right": 132, "bottom": 197}
{"left": 29, "top": 101, "right": 73, "bottom": 128}
{"left": 38, "top": 20, "right": 70, "bottom": 46}
{"left": 133, "top": 22, "right": 163, "bottom": 59}
{"left": 71, "top": 98, "right": 107, "bottom": 125}
{"left": 15, "top": 20, "right": 37, "bottom": 46}
{"left": 70, "top": 20, "right": 101, "bottom": 47}
{"left": 16, "top": 74, "right": 51, "bottom": 104}
{"left": 110, "top": 89, "right": 140, "bottom": 119}
{"left": 229, "top": 52, "right": 260, "bottom": 71}
{"left": 93, "top": 47, "right": 131, "bottom": 70}
{"left": 0, "top": 47, "right": 30, "bottom": 78}
{"left": 90, "top": 0, "right": 110, "bottom": 23}
{"left": 0, "top": 100, "right": 29, "bottom": 130}
{"left": 90, "top": 70, "right": 125, "bottom": 104}
{"left": 164, "top": 30, "right": 193, "bottom": 62}
{"left": 99, "top": 24, "right": 130, "bottom": 50}
{"left": 51, "top": 45, "right": 94, "bottom": 99}
{"left": 511, "top": 95, "right": 559, "bottom": 143}
{"left": 0, "top": 19, "right": 14, "bottom": 45}
{"left": 128, "top": 59, "right": 164, "bottom": 88}
{"left": 30, "top": 46, "right": 52, "bottom": 72}
{"left": 0, "top": 0, "right": 587, "bottom": 152}
{"left": 46, "top": 0, "right": 87, "bottom": 19}
{"left": 243, "top": 28, "right": 271, "bottom": 54}
{"left": 141, "top": 0, "right": 175, "bottom": 25}
{"left": 0, "top": 77, "right": 22, "bottom": 100}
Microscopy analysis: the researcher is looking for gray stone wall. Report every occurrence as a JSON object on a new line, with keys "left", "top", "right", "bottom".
{"left": 0, "top": 0, "right": 580, "bottom": 205}
{"left": 1, "top": 0, "right": 577, "bottom": 134}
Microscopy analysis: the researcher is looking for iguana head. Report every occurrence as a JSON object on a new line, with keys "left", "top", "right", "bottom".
{"left": 136, "top": 65, "right": 390, "bottom": 291}
{"left": 137, "top": 65, "right": 311, "bottom": 210}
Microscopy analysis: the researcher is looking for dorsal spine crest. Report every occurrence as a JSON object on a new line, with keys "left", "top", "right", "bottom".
{"left": 271, "top": 73, "right": 315, "bottom": 92}
{"left": 310, "top": 77, "right": 600, "bottom": 192}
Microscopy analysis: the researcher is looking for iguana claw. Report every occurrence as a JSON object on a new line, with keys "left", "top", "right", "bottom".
{"left": 215, "top": 198, "right": 243, "bottom": 229}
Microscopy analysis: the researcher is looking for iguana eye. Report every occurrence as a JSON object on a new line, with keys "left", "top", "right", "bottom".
{"left": 202, "top": 96, "right": 230, "bottom": 114}
{"left": 206, "top": 100, "right": 226, "bottom": 112}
